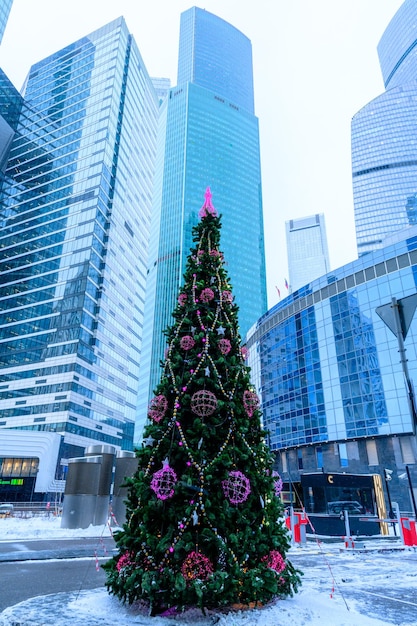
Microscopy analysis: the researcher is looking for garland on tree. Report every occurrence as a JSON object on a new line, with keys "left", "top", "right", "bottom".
{"left": 104, "top": 188, "right": 301, "bottom": 614}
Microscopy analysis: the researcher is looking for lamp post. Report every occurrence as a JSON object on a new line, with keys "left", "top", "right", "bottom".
{"left": 384, "top": 468, "right": 397, "bottom": 536}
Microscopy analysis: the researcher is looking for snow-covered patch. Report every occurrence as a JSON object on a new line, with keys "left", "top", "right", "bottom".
{"left": 0, "top": 514, "right": 114, "bottom": 540}
{"left": 0, "top": 586, "right": 398, "bottom": 626}
{"left": 1, "top": 516, "right": 417, "bottom": 625}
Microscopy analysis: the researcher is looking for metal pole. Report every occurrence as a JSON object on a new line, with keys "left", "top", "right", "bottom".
{"left": 391, "top": 297, "right": 417, "bottom": 429}
{"left": 344, "top": 509, "right": 351, "bottom": 538}
{"left": 406, "top": 465, "right": 417, "bottom": 517}
{"left": 384, "top": 474, "right": 397, "bottom": 536}
{"left": 393, "top": 502, "right": 403, "bottom": 544}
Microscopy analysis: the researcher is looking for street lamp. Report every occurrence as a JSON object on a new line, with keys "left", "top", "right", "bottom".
{"left": 384, "top": 468, "right": 397, "bottom": 536}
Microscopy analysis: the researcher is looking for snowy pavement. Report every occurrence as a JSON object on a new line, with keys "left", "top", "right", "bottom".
{"left": 1, "top": 516, "right": 417, "bottom": 625}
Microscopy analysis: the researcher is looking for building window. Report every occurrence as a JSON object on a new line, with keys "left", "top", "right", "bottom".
{"left": 400, "top": 437, "right": 415, "bottom": 465}
{"left": 297, "top": 449, "right": 303, "bottom": 470}
{"left": 281, "top": 451, "right": 288, "bottom": 473}
{"left": 316, "top": 446, "right": 323, "bottom": 469}
{"left": 366, "top": 440, "right": 379, "bottom": 466}
{"left": 338, "top": 443, "right": 348, "bottom": 467}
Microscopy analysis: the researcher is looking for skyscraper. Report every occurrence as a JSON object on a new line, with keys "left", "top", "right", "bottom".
{"left": 136, "top": 7, "right": 267, "bottom": 440}
{"left": 352, "top": 0, "right": 417, "bottom": 257}
{"left": 0, "top": 18, "right": 159, "bottom": 467}
{"left": 286, "top": 213, "right": 330, "bottom": 292}
{"left": 0, "top": 0, "right": 13, "bottom": 45}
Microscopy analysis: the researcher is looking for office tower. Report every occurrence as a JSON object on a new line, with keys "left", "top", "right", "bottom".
{"left": 246, "top": 234, "right": 417, "bottom": 516}
{"left": 0, "top": 69, "right": 22, "bottom": 171}
{"left": 0, "top": 18, "right": 159, "bottom": 469}
{"left": 136, "top": 7, "right": 267, "bottom": 440}
{"left": 352, "top": 0, "right": 417, "bottom": 257}
{"left": 0, "top": 0, "right": 13, "bottom": 45}
{"left": 285, "top": 213, "right": 330, "bottom": 292}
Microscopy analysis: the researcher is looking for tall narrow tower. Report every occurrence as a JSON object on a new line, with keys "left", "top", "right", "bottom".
{"left": 352, "top": 0, "right": 417, "bottom": 257}
{"left": 136, "top": 8, "right": 267, "bottom": 440}
{"left": 0, "top": 18, "right": 159, "bottom": 466}
{"left": 286, "top": 213, "right": 330, "bottom": 292}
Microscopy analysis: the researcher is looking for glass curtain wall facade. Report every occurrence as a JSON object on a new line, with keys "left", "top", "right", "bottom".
{"left": 0, "top": 0, "right": 13, "bottom": 45}
{"left": 136, "top": 7, "right": 267, "bottom": 440}
{"left": 0, "top": 69, "right": 22, "bottom": 171}
{"left": 286, "top": 213, "right": 330, "bottom": 292}
{"left": 246, "top": 236, "right": 417, "bottom": 509}
{"left": 0, "top": 18, "right": 159, "bottom": 469}
{"left": 352, "top": 0, "right": 417, "bottom": 257}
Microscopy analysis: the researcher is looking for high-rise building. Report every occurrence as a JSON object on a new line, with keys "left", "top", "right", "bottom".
{"left": 246, "top": 233, "right": 417, "bottom": 517}
{"left": 352, "top": 0, "right": 417, "bottom": 257}
{"left": 286, "top": 213, "right": 330, "bottom": 292}
{"left": 0, "top": 18, "right": 159, "bottom": 473}
{"left": 0, "top": 0, "right": 13, "bottom": 45}
{"left": 0, "top": 69, "right": 22, "bottom": 171}
{"left": 136, "top": 7, "right": 267, "bottom": 440}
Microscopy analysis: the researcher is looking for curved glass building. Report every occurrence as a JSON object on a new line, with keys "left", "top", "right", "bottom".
{"left": 352, "top": 0, "right": 417, "bottom": 257}
{"left": 136, "top": 7, "right": 267, "bottom": 440}
{"left": 246, "top": 235, "right": 417, "bottom": 511}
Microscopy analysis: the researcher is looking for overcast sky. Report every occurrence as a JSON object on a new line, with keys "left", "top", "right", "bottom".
{"left": 0, "top": 0, "right": 405, "bottom": 307}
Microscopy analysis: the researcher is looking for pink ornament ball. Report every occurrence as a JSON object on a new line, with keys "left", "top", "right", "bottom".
{"left": 116, "top": 550, "right": 133, "bottom": 572}
{"left": 222, "top": 290, "right": 233, "bottom": 303}
{"left": 180, "top": 335, "right": 195, "bottom": 351}
{"left": 178, "top": 293, "right": 187, "bottom": 306}
{"left": 272, "top": 471, "right": 283, "bottom": 496}
{"left": 218, "top": 338, "right": 231, "bottom": 354}
{"left": 190, "top": 389, "right": 217, "bottom": 417}
{"left": 241, "top": 346, "right": 249, "bottom": 360}
{"left": 150, "top": 464, "right": 177, "bottom": 500}
{"left": 200, "top": 287, "right": 215, "bottom": 303}
{"left": 243, "top": 390, "right": 260, "bottom": 417}
{"left": 148, "top": 394, "right": 168, "bottom": 423}
{"left": 262, "top": 550, "right": 286, "bottom": 573}
{"left": 181, "top": 550, "right": 213, "bottom": 582}
{"left": 222, "top": 470, "right": 251, "bottom": 504}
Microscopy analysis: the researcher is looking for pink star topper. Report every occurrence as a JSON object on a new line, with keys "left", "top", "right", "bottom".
{"left": 198, "top": 187, "right": 218, "bottom": 218}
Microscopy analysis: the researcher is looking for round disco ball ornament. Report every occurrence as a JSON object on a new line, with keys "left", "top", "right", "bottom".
{"left": 180, "top": 335, "right": 195, "bottom": 351}
{"left": 148, "top": 394, "right": 168, "bottom": 423}
{"left": 221, "top": 290, "right": 233, "bottom": 303}
{"left": 218, "top": 338, "right": 231, "bottom": 354}
{"left": 262, "top": 550, "right": 286, "bottom": 573}
{"left": 150, "top": 462, "right": 177, "bottom": 500}
{"left": 200, "top": 287, "right": 215, "bottom": 303}
{"left": 190, "top": 389, "right": 217, "bottom": 417}
{"left": 181, "top": 550, "right": 213, "bottom": 582}
{"left": 243, "top": 390, "right": 260, "bottom": 417}
{"left": 222, "top": 470, "right": 251, "bottom": 504}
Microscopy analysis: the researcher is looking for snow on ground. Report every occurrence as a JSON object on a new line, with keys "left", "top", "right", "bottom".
{"left": 1, "top": 515, "right": 417, "bottom": 626}
{"left": 0, "top": 513, "right": 113, "bottom": 540}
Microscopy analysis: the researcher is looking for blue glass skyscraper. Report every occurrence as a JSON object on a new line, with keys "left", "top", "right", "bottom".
{"left": 352, "top": 0, "right": 417, "bottom": 257}
{"left": 0, "top": 0, "right": 13, "bottom": 45}
{"left": 0, "top": 18, "right": 159, "bottom": 465}
{"left": 136, "top": 7, "right": 267, "bottom": 440}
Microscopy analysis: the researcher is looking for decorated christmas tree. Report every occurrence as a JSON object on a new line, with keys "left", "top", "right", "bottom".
{"left": 104, "top": 189, "right": 301, "bottom": 614}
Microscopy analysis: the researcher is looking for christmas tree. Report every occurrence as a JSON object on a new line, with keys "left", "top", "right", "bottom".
{"left": 104, "top": 189, "right": 301, "bottom": 614}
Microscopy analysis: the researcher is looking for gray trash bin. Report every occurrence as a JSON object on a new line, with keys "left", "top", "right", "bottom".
{"left": 61, "top": 456, "right": 102, "bottom": 529}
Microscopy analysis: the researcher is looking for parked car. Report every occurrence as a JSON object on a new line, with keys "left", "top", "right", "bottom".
{"left": 0, "top": 503, "right": 14, "bottom": 518}
{"left": 327, "top": 501, "right": 363, "bottom": 515}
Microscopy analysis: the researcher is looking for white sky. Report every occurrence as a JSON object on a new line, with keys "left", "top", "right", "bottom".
{"left": 0, "top": 0, "right": 405, "bottom": 307}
